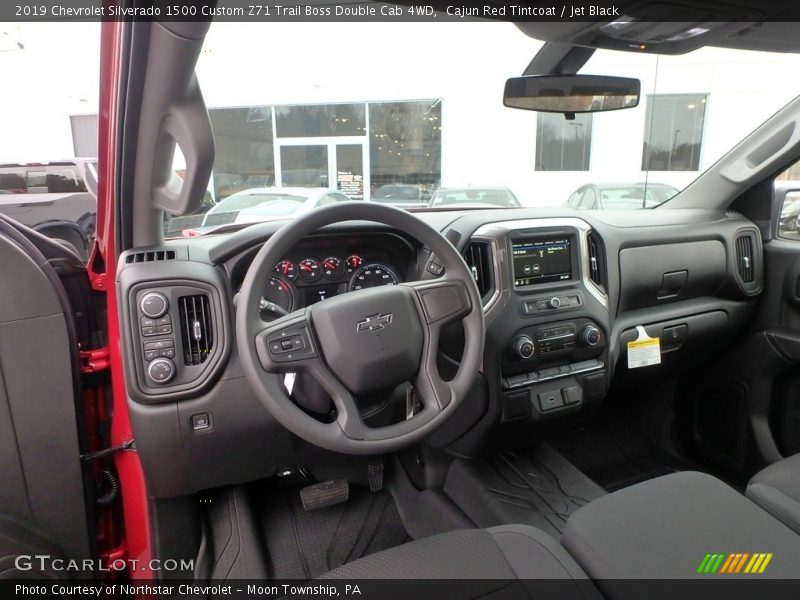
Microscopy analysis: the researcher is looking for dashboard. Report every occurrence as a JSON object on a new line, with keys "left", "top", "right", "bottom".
{"left": 115, "top": 206, "right": 764, "bottom": 497}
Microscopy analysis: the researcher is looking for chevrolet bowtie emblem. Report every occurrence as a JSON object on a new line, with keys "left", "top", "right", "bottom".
{"left": 356, "top": 313, "right": 393, "bottom": 333}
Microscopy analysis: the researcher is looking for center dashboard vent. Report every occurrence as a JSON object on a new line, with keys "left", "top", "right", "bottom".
{"left": 587, "top": 231, "right": 607, "bottom": 293}
{"left": 125, "top": 250, "right": 176, "bottom": 264}
{"left": 463, "top": 241, "right": 494, "bottom": 303}
{"left": 178, "top": 294, "right": 214, "bottom": 366}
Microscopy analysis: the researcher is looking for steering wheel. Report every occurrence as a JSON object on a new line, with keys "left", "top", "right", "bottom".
{"left": 236, "top": 202, "right": 485, "bottom": 454}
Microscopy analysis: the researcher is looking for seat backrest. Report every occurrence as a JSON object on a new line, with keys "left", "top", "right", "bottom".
{"left": 0, "top": 217, "right": 91, "bottom": 560}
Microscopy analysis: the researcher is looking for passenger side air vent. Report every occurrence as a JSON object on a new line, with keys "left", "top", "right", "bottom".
{"left": 125, "top": 250, "right": 176, "bottom": 264}
{"left": 178, "top": 294, "right": 214, "bottom": 366}
{"left": 587, "top": 231, "right": 607, "bottom": 293}
{"left": 735, "top": 233, "right": 755, "bottom": 283}
{"left": 463, "top": 241, "right": 494, "bottom": 304}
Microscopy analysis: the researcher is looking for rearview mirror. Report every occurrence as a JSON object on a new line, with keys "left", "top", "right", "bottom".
{"left": 504, "top": 74, "right": 640, "bottom": 114}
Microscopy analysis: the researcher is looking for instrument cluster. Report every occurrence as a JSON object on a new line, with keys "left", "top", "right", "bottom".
{"left": 260, "top": 254, "right": 401, "bottom": 319}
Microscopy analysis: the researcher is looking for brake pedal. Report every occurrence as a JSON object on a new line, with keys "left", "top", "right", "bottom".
{"left": 300, "top": 479, "right": 349, "bottom": 511}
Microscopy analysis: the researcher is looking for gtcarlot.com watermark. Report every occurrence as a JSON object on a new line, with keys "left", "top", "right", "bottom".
{"left": 14, "top": 553, "right": 194, "bottom": 573}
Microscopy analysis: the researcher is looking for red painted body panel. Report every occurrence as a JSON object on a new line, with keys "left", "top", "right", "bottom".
{"left": 95, "top": 20, "right": 154, "bottom": 585}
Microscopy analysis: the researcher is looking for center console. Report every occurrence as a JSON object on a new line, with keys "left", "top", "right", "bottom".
{"left": 469, "top": 219, "right": 610, "bottom": 424}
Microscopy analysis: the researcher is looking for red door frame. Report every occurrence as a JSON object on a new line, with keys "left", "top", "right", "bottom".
{"left": 93, "top": 19, "right": 154, "bottom": 580}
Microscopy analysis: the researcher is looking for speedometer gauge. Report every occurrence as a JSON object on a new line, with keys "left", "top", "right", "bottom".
{"left": 349, "top": 264, "right": 400, "bottom": 291}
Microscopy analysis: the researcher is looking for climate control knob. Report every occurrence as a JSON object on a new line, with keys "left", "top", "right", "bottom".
{"left": 147, "top": 357, "right": 176, "bottom": 384}
{"left": 549, "top": 297, "right": 561, "bottom": 309}
{"left": 140, "top": 292, "right": 169, "bottom": 319}
{"left": 512, "top": 335, "right": 535, "bottom": 360}
{"left": 581, "top": 325, "right": 601, "bottom": 347}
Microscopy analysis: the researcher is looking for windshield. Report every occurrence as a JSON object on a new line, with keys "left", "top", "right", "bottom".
{"left": 164, "top": 20, "right": 800, "bottom": 236}
{"left": 2, "top": 20, "right": 800, "bottom": 242}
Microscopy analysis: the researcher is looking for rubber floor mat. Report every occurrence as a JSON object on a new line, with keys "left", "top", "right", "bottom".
{"left": 550, "top": 413, "right": 689, "bottom": 491}
{"left": 443, "top": 444, "right": 606, "bottom": 537}
{"left": 256, "top": 485, "right": 410, "bottom": 580}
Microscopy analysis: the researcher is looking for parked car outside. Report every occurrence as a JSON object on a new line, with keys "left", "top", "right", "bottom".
{"left": 777, "top": 184, "right": 800, "bottom": 237}
{"left": 370, "top": 183, "right": 427, "bottom": 207}
{"left": 0, "top": 159, "right": 97, "bottom": 260}
{"left": 565, "top": 182, "right": 679, "bottom": 210}
{"left": 428, "top": 186, "right": 521, "bottom": 209}
{"left": 167, "top": 187, "right": 352, "bottom": 236}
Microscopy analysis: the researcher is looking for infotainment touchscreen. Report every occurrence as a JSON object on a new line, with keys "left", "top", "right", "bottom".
{"left": 512, "top": 237, "right": 572, "bottom": 286}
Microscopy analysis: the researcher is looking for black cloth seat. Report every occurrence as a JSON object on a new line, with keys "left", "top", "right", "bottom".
{"left": 747, "top": 452, "right": 800, "bottom": 535}
{"left": 322, "top": 525, "right": 602, "bottom": 600}
{"left": 561, "top": 471, "right": 800, "bottom": 595}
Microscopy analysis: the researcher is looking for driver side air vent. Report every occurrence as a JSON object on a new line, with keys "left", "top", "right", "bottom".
{"left": 587, "top": 231, "right": 607, "bottom": 293}
{"left": 178, "top": 294, "right": 214, "bottom": 366}
{"left": 463, "top": 241, "right": 494, "bottom": 303}
{"left": 735, "top": 234, "right": 755, "bottom": 283}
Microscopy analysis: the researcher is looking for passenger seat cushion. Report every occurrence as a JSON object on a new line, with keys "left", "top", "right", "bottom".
{"left": 323, "top": 525, "right": 602, "bottom": 599}
{"left": 747, "top": 453, "right": 800, "bottom": 534}
{"left": 562, "top": 472, "right": 800, "bottom": 582}
{"left": 323, "top": 526, "right": 591, "bottom": 580}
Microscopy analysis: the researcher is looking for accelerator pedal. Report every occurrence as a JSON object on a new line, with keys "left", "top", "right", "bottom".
{"left": 368, "top": 456, "right": 384, "bottom": 492}
{"left": 300, "top": 479, "right": 350, "bottom": 511}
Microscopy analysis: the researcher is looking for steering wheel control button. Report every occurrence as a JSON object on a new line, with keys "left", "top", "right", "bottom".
{"left": 190, "top": 412, "right": 212, "bottom": 433}
{"left": 140, "top": 292, "right": 169, "bottom": 319}
{"left": 147, "top": 357, "right": 175, "bottom": 384}
{"left": 266, "top": 326, "right": 314, "bottom": 363}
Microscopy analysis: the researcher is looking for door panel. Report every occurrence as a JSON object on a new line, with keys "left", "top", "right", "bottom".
{"left": 743, "top": 184, "right": 800, "bottom": 460}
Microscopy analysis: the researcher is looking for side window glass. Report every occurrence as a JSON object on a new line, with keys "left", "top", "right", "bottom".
{"left": 777, "top": 161, "right": 800, "bottom": 240}
{"left": 778, "top": 190, "right": 800, "bottom": 239}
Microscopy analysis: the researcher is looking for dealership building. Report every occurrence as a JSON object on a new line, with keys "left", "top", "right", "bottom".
{"left": 4, "top": 21, "right": 800, "bottom": 205}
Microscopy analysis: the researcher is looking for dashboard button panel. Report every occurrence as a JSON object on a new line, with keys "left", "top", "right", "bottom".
{"left": 522, "top": 293, "right": 583, "bottom": 315}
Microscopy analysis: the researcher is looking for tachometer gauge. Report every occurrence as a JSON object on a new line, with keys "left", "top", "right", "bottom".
{"left": 260, "top": 276, "right": 294, "bottom": 318}
{"left": 345, "top": 255, "right": 363, "bottom": 274}
{"left": 349, "top": 264, "right": 400, "bottom": 291}
{"left": 298, "top": 258, "right": 322, "bottom": 282}
{"left": 322, "top": 256, "right": 344, "bottom": 279}
{"left": 274, "top": 260, "right": 297, "bottom": 281}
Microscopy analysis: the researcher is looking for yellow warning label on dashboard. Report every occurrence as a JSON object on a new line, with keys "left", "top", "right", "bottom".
{"left": 627, "top": 326, "right": 661, "bottom": 369}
